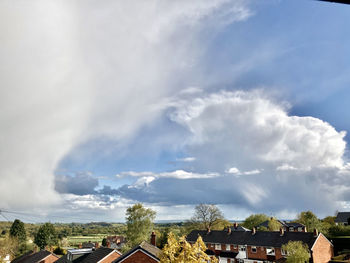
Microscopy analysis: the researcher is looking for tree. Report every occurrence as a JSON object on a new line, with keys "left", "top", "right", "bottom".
{"left": 268, "top": 218, "right": 282, "bottom": 231}
{"left": 34, "top": 223, "right": 57, "bottom": 249}
{"left": 0, "top": 236, "right": 18, "bottom": 262}
{"left": 242, "top": 214, "right": 269, "bottom": 229}
{"left": 125, "top": 203, "right": 156, "bottom": 247}
{"left": 296, "top": 211, "right": 319, "bottom": 232}
{"left": 160, "top": 232, "right": 218, "bottom": 263}
{"left": 102, "top": 238, "right": 107, "bottom": 247}
{"left": 10, "top": 219, "right": 26, "bottom": 243}
{"left": 282, "top": 241, "right": 310, "bottom": 263}
{"left": 191, "top": 204, "right": 225, "bottom": 230}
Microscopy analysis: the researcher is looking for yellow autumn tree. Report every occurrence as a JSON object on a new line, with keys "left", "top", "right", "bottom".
{"left": 160, "top": 232, "right": 218, "bottom": 263}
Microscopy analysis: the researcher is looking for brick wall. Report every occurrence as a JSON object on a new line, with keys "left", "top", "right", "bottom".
{"left": 118, "top": 250, "right": 158, "bottom": 263}
{"left": 247, "top": 246, "right": 268, "bottom": 260}
{"left": 312, "top": 234, "right": 333, "bottom": 263}
{"left": 99, "top": 251, "right": 121, "bottom": 263}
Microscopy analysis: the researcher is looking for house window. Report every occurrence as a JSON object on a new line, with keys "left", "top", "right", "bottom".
{"left": 239, "top": 245, "right": 246, "bottom": 251}
{"left": 251, "top": 246, "right": 257, "bottom": 253}
{"left": 233, "top": 244, "right": 238, "bottom": 249}
{"left": 281, "top": 248, "right": 287, "bottom": 256}
{"left": 226, "top": 244, "right": 230, "bottom": 251}
{"left": 298, "top": 227, "right": 303, "bottom": 232}
{"left": 238, "top": 259, "right": 244, "bottom": 263}
{"left": 266, "top": 247, "right": 275, "bottom": 255}
{"left": 289, "top": 227, "right": 294, "bottom": 232}
{"left": 215, "top": 243, "right": 221, "bottom": 250}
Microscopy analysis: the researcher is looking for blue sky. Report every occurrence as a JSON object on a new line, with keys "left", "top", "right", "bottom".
{"left": 1, "top": 0, "right": 350, "bottom": 222}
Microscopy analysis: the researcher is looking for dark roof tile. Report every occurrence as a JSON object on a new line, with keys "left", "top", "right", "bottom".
{"left": 187, "top": 230, "right": 318, "bottom": 249}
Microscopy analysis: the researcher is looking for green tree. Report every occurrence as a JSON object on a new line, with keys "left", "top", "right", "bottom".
{"left": 0, "top": 236, "right": 18, "bottom": 262}
{"left": 282, "top": 241, "right": 310, "bottom": 263}
{"left": 242, "top": 214, "right": 269, "bottom": 229}
{"left": 160, "top": 232, "right": 218, "bottom": 263}
{"left": 268, "top": 218, "right": 282, "bottom": 231}
{"left": 102, "top": 238, "right": 107, "bottom": 247}
{"left": 125, "top": 203, "right": 156, "bottom": 247}
{"left": 10, "top": 219, "right": 26, "bottom": 243}
{"left": 191, "top": 204, "right": 225, "bottom": 230}
{"left": 296, "top": 211, "right": 319, "bottom": 232}
{"left": 34, "top": 223, "right": 57, "bottom": 249}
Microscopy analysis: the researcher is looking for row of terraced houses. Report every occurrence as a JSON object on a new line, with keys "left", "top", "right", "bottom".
{"left": 9, "top": 220, "right": 340, "bottom": 263}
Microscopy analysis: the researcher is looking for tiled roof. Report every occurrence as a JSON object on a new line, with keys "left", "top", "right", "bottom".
{"left": 55, "top": 248, "right": 118, "bottom": 263}
{"left": 11, "top": 250, "right": 55, "bottom": 263}
{"left": 187, "top": 230, "right": 318, "bottom": 249}
{"left": 80, "top": 247, "right": 117, "bottom": 263}
{"left": 113, "top": 241, "right": 161, "bottom": 262}
{"left": 230, "top": 226, "right": 251, "bottom": 232}
{"left": 219, "top": 251, "right": 238, "bottom": 258}
{"left": 335, "top": 212, "right": 350, "bottom": 223}
{"left": 55, "top": 254, "right": 90, "bottom": 263}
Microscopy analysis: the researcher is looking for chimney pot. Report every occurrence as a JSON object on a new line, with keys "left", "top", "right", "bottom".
{"left": 151, "top": 231, "right": 156, "bottom": 246}
{"left": 313, "top": 228, "right": 318, "bottom": 237}
{"left": 279, "top": 227, "right": 284, "bottom": 236}
{"left": 207, "top": 227, "right": 211, "bottom": 234}
{"left": 252, "top": 227, "right": 256, "bottom": 235}
{"left": 234, "top": 222, "right": 238, "bottom": 229}
{"left": 227, "top": 227, "right": 231, "bottom": 235}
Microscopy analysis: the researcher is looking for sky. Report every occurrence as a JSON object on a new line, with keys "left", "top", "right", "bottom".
{"left": 1, "top": 0, "right": 350, "bottom": 223}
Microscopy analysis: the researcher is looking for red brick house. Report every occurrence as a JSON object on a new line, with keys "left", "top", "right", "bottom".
{"left": 187, "top": 228, "right": 333, "bottom": 263}
{"left": 11, "top": 250, "right": 59, "bottom": 263}
{"left": 112, "top": 241, "right": 161, "bottom": 263}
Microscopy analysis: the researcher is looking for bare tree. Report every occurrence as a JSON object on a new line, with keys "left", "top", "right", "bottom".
{"left": 191, "top": 204, "right": 225, "bottom": 230}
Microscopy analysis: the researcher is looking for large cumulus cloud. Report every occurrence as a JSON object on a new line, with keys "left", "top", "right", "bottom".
{"left": 107, "top": 90, "right": 349, "bottom": 216}
{"left": 0, "top": 0, "right": 251, "bottom": 211}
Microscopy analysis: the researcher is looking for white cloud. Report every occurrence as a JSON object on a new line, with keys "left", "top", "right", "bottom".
{"left": 0, "top": 1, "right": 251, "bottom": 210}
{"left": 226, "top": 167, "right": 261, "bottom": 175}
{"left": 119, "top": 170, "right": 219, "bottom": 182}
{"left": 177, "top": 157, "right": 196, "bottom": 162}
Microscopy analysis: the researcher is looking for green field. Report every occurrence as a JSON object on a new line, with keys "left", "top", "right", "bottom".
{"left": 67, "top": 234, "right": 107, "bottom": 246}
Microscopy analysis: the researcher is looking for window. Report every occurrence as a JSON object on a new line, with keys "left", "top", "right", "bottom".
{"left": 226, "top": 244, "right": 231, "bottom": 251}
{"left": 251, "top": 246, "right": 257, "bottom": 253}
{"left": 298, "top": 227, "right": 303, "bottom": 232}
{"left": 239, "top": 245, "right": 246, "bottom": 251}
{"left": 289, "top": 227, "right": 294, "bottom": 232}
{"left": 233, "top": 244, "right": 238, "bottom": 249}
{"left": 215, "top": 243, "right": 221, "bottom": 250}
{"left": 281, "top": 248, "right": 287, "bottom": 256}
{"left": 266, "top": 247, "right": 275, "bottom": 255}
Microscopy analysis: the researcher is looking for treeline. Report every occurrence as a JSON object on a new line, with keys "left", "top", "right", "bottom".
{"left": 1, "top": 206, "right": 350, "bottom": 260}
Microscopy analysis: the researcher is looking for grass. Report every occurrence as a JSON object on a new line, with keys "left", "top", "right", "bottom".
{"left": 67, "top": 234, "right": 107, "bottom": 246}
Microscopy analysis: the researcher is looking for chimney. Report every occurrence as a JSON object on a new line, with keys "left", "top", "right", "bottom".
{"left": 252, "top": 227, "right": 256, "bottom": 235}
{"left": 207, "top": 227, "right": 211, "bottom": 234}
{"left": 151, "top": 231, "right": 156, "bottom": 246}
{"left": 78, "top": 243, "right": 82, "bottom": 249}
{"left": 95, "top": 242, "right": 99, "bottom": 249}
{"left": 313, "top": 228, "right": 318, "bottom": 237}
{"left": 279, "top": 227, "right": 284, "bottom": 236}
{"left": 233, "top": 222, "right": 238, "bottom": 229}
{"left": 106, "top": 241, "right": 111, "bottom": 248}
{"left": 227, "top": 227, "right": 232, "bottom": 235}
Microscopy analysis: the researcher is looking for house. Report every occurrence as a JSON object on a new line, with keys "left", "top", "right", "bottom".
{"left": 11, "top": 250, "right": 59, "bottom": 263}
{"left": 113, "top": 232, "right": 161, "bottom": 263}
{"left": 105, "top": 236, "right": 126, "bottom": 249}
{"left": 335, "top": 212, "right": 350, "bottom": 225}
{"left": 187, "top": 227, "right": 333, "bottom": 263}
{"left": 257, "top": 219, "right": 306, "bottom": 232}
{"left": 55, "top": 247, "right": 121, "bottom": 263}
